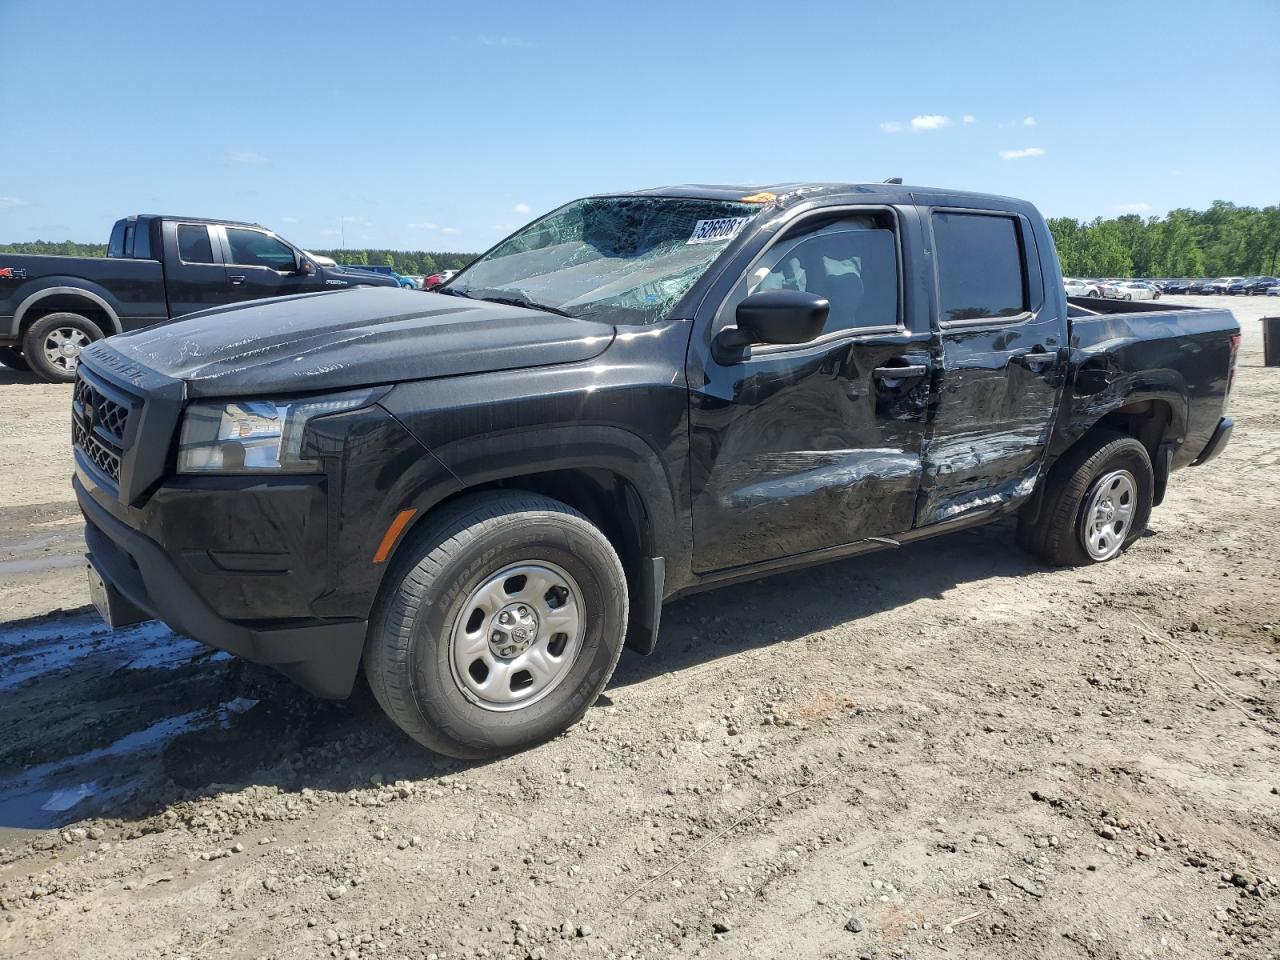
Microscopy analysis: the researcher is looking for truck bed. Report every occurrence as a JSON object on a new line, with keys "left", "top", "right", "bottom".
{"left": 0, "top": 253, "right": 165, "bottom": 340}
{"left": 1065, "top": 296, "right": 1238, "bottom": 470}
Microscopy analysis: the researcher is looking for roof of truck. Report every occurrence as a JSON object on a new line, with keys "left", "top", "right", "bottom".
{"left": 616, "top": 182, "right": 1030, "bottom": 212}
{"left": 127, "top": 214, "right": 265, "bottom": 228}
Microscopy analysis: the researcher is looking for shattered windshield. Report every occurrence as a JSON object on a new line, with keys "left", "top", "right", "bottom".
{"left": 445, "top": 196, "right": 761, "bottom": 325}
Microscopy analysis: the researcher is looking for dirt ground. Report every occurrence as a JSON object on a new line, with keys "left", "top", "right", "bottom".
{"left": 1, "top": 295, "right": 1277, "bottom": 960}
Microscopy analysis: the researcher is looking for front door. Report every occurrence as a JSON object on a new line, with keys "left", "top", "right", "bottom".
{"left": 217, "top": 226, "right": 325, "bottom": 304}
{"left": 913, "top": 208, "right": 1067, "bottom": 526}
{"left": 687, "top": 207, "right": 933, "bottom": 574}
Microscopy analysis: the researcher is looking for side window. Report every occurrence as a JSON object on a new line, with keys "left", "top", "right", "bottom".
{"left": 931, "top": 212, "right": 1026, "bottom": 322}
{"left": 725, "top": 212, "right": 899, "bottom": 337}
{"left": 225, "top": 228, "right": 296, "bottom": 270}
{"left": 107, "top": 221, "right": 127, "bottom": 259}
{"left": 177, "top": 224, "right": 215, "bottom": 264}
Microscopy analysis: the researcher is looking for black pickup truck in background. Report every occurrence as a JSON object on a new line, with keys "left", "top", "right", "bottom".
{"left": 72, "top": 182, "right": 1239, "bottom": 758}
{"left": 0, "top": 215, "right": 399, "bottom": 381}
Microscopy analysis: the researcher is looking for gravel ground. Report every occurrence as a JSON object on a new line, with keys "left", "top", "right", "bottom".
{"left": 0, "top": 295, "right": 1277, "bottom": 960}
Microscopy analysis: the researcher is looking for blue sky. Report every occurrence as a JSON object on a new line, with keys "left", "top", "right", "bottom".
{"left": 1, "top": 0, "right": 1276, "bottom": 251}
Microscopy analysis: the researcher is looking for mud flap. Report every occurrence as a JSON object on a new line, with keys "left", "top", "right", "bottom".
{"left": 624, "top": 556, "right": 665, "bottom": 655}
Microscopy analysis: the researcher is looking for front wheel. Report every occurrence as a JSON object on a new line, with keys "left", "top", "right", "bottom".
{"left": 1017, "top": 431, "right": 1154, "bottom": 567}
{"left": 21, "top": 312, "right": 102, "bottom": 383}
{"left": 363, "top": 491, "right": 628, "bottom": 758}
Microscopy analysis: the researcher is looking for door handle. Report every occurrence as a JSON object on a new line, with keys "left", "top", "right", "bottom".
{"left": 229, "top": 275, "right": 246, "bottom": 285}
{"left": 873, "top": 364, "right": 929, "bottom": 380}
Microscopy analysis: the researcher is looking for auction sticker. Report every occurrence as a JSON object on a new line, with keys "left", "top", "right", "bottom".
{"left": 687, "top": 217, "right": 749, "bottom": 244}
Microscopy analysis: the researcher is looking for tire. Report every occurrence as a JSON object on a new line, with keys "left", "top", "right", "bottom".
{"left": 21, "top": 312, "right": 102, "bottom": 383}
{"left": 363, "top": 491, "right": 628, "bottom": 758}
{"left": 0, "top": 347, "right": 29, "bottom": 372}
{"left": 1017, "top": 430, "right": 1154, "bottom": 567}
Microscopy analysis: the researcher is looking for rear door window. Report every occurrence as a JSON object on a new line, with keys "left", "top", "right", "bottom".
{"left": 931, "top": 212, "right": 1027, "bottom": 322}
{"left": 177, "top": 224, "right": 215, "bottom": 264}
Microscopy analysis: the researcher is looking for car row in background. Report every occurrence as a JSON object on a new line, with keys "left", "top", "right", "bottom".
{"left": 1162, "top": 276, "right": 1279, "bottom": 295}
{"left": 1066, "top": 275, "right": 1280, "bottom": 299}
{"left": 1065, "top": 278, "right": 1160, "bottom": 300}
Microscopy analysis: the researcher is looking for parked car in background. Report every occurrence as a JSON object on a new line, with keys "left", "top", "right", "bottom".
{"left": 342, "top": 264, "right": 420, "bottom": 289}
{"left": 1105, "top": 281, "right": 1159, "bottom": 301}
{"left": 1164, "top": 279, "right": 1194, "bottom": 295}
{"left": 1242, "top": 276, "right": 1279, "bottom": 295}
{"left": 1204, "top": 277, "right": 1244, "bottom": 295}
{"left": 0, "top": 215, "right": 400, "bottom": 381}
{"left": 1266, "top": 283, "right": 1280, "bottom": 297}
{"left": 72, "top": 181, "right": 1239, "bottom": 758}
{"left": 1226, "top": 278, "right": 1252, "bottom": 295}
{"left": 1064, "top": 277, "right": 1102, "bottom": 297}
{"left": 424, "top": 269, "right": 457, "bottom": 291}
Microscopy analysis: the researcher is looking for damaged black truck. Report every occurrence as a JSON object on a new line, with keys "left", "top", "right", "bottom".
{"left": 73, "top": 183, "right": 1239, "bottom": 758}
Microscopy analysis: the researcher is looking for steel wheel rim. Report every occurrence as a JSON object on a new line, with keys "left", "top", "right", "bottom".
{"left": 43, "top": 327, "right": 90, "bottom": 371}
{"left": 449, "top": 561, "right": 584, "bottom": 712}
{"left": 1082, "top": 468, "right": 1136, "bottom": 560}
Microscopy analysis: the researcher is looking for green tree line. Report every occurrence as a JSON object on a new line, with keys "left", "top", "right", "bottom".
{"left": 0, "top": 241, "right": 475, "bottom": 275}
{"left": 1048, "top": 201, "right": 1280, "bottom": 279}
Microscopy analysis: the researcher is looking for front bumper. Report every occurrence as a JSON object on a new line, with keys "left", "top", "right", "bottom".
{"left": 76, "top": 474, "right": 367, "bottom": 698}
{"left": 1191, "top": 416, "right": 1233, "bottom": 467}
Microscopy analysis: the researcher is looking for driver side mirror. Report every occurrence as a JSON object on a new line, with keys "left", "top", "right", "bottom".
{"left": 295, "top": 255, "right": 315, "bottom": 276}
{"left": 712, "top": 290, "right": 830, "bottom": 362}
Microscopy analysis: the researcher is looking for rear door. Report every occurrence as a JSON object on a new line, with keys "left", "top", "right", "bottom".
{"left": 217, "top": 226, "right": 327, "bottom": 303}
{"left": 162, "top": 222, "right": 230, "bottom": 316}
{"left": 913, "top": 207, "right": 1066, "bottom": 526}
{"left": 686, "top": 205, "right": 934, "bottom": 573}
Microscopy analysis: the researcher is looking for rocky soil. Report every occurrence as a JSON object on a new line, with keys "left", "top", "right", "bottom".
{"left": 0, "top": 296, "right": 1277, "bottom": 960}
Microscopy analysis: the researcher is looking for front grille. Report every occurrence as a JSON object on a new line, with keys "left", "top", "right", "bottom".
{"left": 72, "top": 371, "right": 137, "bottom": 484}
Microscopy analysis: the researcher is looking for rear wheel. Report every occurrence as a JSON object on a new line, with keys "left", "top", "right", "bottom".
{"left": 363, "top": 491, "right": 628, "bottom": 758}
{"left": 0, "top": 347, "right": 29, "bottom": 372}
{"left": 1017, "top": 431, "right": 1153, "bottom": 567}
{"left": 21, "top": 312, "right": 102, "bottom": 383}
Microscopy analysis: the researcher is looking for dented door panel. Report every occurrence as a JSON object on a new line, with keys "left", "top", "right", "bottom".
{"left": 688, "top": 331, "right": 932, "bottom": 573}
{"left": 913, "top": 209, "right": 1068, "bottom": 527}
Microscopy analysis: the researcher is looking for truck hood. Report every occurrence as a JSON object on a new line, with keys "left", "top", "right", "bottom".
{"left": 94, "top": 286, "right": 616, "bottom": 398}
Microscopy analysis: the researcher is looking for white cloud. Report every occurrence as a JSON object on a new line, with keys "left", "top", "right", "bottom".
{"left": 229, "top": 148, "right": 266, "bottom": 164}
{"left": 999, "top": 147, "right": 1047, "bottom": 160}
{"left": 879, "top": 120, "right": 904, "bottom": 133}
{"left": 1113, "top": 202, "right": 1152, "bottom": 213}
{"left": 1023, "top": 116, "right": 1037, "bottom": 126}
{"left": 441, "top": 227, "right": 460, "bottom": 234}
{"left": 408, "top": 222, "right": 439, "bottom": 230}
{"left": 0, "top": 197, "right": 29, "bottom": 208}
{"left": 911, "top": 115, "right": 951, "bottom": 131}
{"left": 281, "top": 216, "right": 299, "bottom": 224}
{"left": 513, "top": 202, "right": 531, "bottom": 214}
{"left": 479, "top": 35, "right": 524, "bottom": 46}
{"left": 962, "top": 115, "right": 976, "bottom": 124}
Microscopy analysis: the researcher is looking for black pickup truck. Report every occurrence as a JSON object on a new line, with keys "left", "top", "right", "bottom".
{"left": 72, "top": 183, "right": 1239, "bottom": 758}
{"left": 0, "top": 215, "right": 398, "bottom": 382}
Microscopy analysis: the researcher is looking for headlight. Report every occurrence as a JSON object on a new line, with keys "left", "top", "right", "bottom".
{"left": 177, "top": 388, "right": 383, "bottom": 474}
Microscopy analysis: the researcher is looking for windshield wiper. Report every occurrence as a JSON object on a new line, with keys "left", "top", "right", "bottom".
{"left": 457, "top": 289, "right": 572, "bottom": 317}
